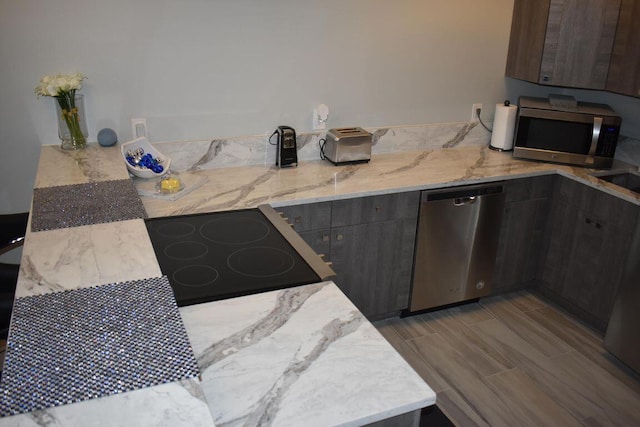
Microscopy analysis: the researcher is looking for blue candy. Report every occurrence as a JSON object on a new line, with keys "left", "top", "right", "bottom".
{"left": 128, "top": 151, "right": 163, "bottom": 173}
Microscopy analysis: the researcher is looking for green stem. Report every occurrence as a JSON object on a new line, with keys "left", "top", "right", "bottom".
{"left": 56, "top": 90, "right": 86, "bottom": 147}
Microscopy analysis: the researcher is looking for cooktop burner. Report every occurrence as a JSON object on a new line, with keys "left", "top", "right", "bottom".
{"left": 145, "top": 208, "right": 321, "bottom": 306}
{"left": 227, "top": 247, "right": 295, "bottom": 277}
{"left": 200, "top": 217, "right": 270, "bottom": 245}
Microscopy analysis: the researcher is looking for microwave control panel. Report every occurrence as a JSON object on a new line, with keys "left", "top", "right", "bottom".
{"left": 597, "top": 124, "right": 621, "bottom": 157}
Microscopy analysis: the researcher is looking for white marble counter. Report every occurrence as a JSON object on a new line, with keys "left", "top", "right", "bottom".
{"left": 16, "top": 219, "right": 162, "bottom": 298}
{"left": 2, "top": 149, "right": 215, "bottom": 427}
{"left": 180, "top": 281, "right": 435, "bottom": 427}
{"left": 5, "top": 141, "right": 638, "bottom": 426}
{"left": 0, "top": 379, "right": 215, "bottom": 427}
{"left": 33, "top": 143, "right": 640, "bottom": 219}
{"left": 134, "top": 145, "right": 640, "bottom": 218}
{"left": 34, "top": 144, "right": 130, "bottom": 188}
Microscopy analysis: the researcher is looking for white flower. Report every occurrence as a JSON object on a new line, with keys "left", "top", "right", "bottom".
{"left": 45, "top": 84, "right": 57, "bottom": 96}
{"left": 35, "top": 72, "right": 86, "bottom": 97}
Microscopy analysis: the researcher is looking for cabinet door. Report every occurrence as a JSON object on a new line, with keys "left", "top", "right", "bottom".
{"left": 493, "top": 176, "right": 554, "bottom": 293}
{"left": 330, "top": 219, "right": 417, "bottom": 319}
{"left": 539, "top": 198, "right": 580, "bottom": 296}
{"left": 561, "top": 210, "right": 632, "bottom": 327}
{"left": 494, "top": 198, "right": 550, "bottom": 292}
{"left": 539, "top": 0, "right": 620, "bottom": 89}
{"left": 606, "top": 0, "right": 640, "bottom": 97}
{"left": 506, "top": 0, "right": 621, "bottom": 89}
{"left": 539, "top": 177, "right": 638, "bottom": 331}
{"left": 505, "top": 0, "right": 552, "bottom": 83}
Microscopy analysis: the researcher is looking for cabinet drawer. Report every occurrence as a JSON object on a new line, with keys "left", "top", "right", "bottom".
{"left": 277, "top": 202, "right": 331, "bottom": 233}
{"left": 504, "top": 175, "right": 555, "bottom": 203}
{"left": 555, "top": 176, "right": 638, "bottom": 231}
{"left": 331, "top": 191, "right": 419, "bottom": 227}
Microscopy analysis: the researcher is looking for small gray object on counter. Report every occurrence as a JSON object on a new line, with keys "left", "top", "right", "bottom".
{"left": 31, "top": 179, "right": 147, "bottom": 232}
{"left": 0, "top": 276, "right": 200, "bottom": 417}
{"left": 97, "top": 128, "right": 118, "bottom": 147}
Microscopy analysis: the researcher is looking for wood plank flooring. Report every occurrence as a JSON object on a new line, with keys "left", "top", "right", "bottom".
{"left": 374, "top": 291, "right": 640, "bottom": 426}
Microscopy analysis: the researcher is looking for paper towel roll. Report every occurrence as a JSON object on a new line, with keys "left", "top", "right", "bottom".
{"left": 490, "top": 103, "right": 518, "bottom": 151}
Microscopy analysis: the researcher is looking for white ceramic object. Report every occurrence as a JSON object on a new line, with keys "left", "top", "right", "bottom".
{"left": 121, "top": 137, "right": 171, "bottom": 179}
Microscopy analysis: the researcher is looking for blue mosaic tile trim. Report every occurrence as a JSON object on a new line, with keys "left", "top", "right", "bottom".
{"left": 31, "top": 179, "right": 147, "bottom": 232}
{"left": 0, "top": 276, "right": 199, "bottom": 417}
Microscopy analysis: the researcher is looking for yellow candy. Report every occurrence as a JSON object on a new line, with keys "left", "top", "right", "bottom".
{"left": 161, "top": 177, "right": 181, "bottom": 191}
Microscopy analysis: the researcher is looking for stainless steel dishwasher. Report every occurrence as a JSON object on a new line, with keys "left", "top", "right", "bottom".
{"left": 408, "top": 183, "right": 505, "bottom": 313}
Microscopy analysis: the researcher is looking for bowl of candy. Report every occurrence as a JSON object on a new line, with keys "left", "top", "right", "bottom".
{"left": 121, "top": 137, "right": 171, "bottom": 178}
{"left": 156, "top": 171, "right": 184, "bottom": 194}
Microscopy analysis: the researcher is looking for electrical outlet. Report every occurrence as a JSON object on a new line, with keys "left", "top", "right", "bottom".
{"left": 471, "top": 104, "right": 482, "bottom": 122}
{"left": 313, "top": 104, "right": 329, "bottom": 130}
{"left": 131, "top": 118, "right": 147, "bottom": 139}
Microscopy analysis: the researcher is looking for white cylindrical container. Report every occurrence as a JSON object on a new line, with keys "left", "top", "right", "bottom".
{"left": 490, "top": 101, "right": 518, "bottom": 151}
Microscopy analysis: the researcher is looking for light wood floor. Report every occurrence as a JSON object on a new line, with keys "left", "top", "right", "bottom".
{"left": 374, "top": 291, "right": 640, "bottom": 427}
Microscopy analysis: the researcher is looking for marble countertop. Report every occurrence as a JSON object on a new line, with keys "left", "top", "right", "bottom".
{"left": 0, "top": 378, "right": 214, "bottom": 427}
{"left": 131, "top": 145, "right": 639, "bottom": 218}
{"left": 181, "top": 281, "right": 435, "bottom": 426}
{"left": 5, "top": 141, "right": 638, "bottom": 426}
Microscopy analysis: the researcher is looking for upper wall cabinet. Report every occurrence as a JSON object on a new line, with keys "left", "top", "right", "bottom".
{"left": 606, "top": 0, "right": 640, "bottom": 97}
{"left": 506, "top": 0, "right": 621, "bottom": 90}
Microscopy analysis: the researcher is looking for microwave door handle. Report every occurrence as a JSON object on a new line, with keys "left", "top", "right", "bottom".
{"left": 586, "top": 116, "right": 603, "bottom": 165}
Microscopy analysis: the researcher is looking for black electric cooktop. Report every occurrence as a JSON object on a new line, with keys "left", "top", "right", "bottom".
{"left": 145, "top": 208, "right": 322, "bottom": 307}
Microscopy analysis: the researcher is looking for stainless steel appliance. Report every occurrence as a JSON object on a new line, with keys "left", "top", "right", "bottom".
{"left": 604, "top": 222, "right": 640, "bottom": 374}
{"left": 145, "top": 205, "right": 334, "bottom": 306}
{"left": 274, "top": 126, "right": 298, "bottom": 168}
{"left": 513, "top": 96, "right": 621, "bottom": 169}
{"left": 407, "top": 184, "right": 505, "bottom": 313}
{"left": 321, "top": 127, "right": 372, "bottom": 165}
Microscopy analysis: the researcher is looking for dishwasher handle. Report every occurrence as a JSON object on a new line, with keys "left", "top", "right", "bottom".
{"left": 453, "top": 196, "right": 477, "bottom": 206}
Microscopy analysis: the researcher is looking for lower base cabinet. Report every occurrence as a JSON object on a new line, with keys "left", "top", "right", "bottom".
{"left": 278, "top": 191, "right": 419, "bottom": 319}
{"left": 279, "top": 176, "right": 639, "bottom": 329}
{"left": 538, "top": 176, "right": 638, "bottom": 332}
{"left": 330, "top": 219, "right": 417, "bottom": 318}
{"left": 492, "top": 176, "right": 554, "bottom": 293}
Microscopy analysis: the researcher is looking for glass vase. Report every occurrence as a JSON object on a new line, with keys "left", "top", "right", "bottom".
{"left": 55, "top": 93, "right": 88, "bottom": 150}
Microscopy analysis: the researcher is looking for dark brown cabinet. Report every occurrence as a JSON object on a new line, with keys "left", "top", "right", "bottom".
{"left": 493, "top": 175, "right": 554, "bottom": 293}
{"left": 330, "top": 219, "right": 417, "bottom": 318}
{"left": 538, "top": 176, "right": 639, "bottom": 331}
{"left": 278, "top": 176, "right": 638, "bottom": 330}
{"left": 606, "top": 0, "right": 640, "bottom": 97}
{"left": 506, "top": 0, "right": 621, "bottom": 90}
{"left": 277, "top": 192, "right": 419, "bottom": 319}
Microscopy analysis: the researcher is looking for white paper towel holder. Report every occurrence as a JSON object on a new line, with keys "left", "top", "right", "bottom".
{"left": 489, "top": 100, "right": 517, "bottom": 152}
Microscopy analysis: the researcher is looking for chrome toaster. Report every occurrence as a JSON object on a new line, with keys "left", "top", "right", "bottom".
{"left": 322, "top": 127, "right": 372, "bottom": 165}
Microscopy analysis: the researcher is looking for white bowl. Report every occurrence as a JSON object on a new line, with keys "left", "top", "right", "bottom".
{"left": 121, "top": 137, "right": 171, "bottom": 179}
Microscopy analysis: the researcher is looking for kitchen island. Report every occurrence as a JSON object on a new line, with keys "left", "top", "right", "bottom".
{"left": 1, "top": 143, "right": 440, "bottom": 426}
{"left": 2, "top": 141, "right": 638, "bottom": 426}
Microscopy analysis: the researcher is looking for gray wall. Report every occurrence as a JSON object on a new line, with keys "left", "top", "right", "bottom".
{"left": 1, "top": 0, "right": 639, "bottom": 215}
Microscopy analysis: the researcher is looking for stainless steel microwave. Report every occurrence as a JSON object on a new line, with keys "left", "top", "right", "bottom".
{"left": 513, "top": 96, "right": 621, "bottom": 169}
